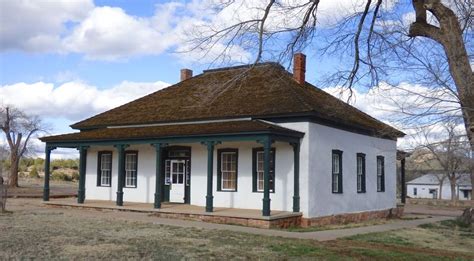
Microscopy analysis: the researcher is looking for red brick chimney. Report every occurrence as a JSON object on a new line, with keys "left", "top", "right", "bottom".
{"left": 180, "top": 69, "right": 193, "bottom": 81}
{"left": 293, "top": 53, "right": 306, "bottom": 85}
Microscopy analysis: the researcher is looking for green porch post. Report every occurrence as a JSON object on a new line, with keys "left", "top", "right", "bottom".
{"left": 115, "top": 144, "right": 129, "bottom": 206}
{"left": 43, "top": 145, "right": 56, "bottom": 201}
{"left": 152, "top": 143, "right": 167, "bottom": 209}
{"left": 291, "top": 142, "right": 300, "bottom": 212}
{"left": 262, "top": 137, "right": 271, "bottom": 216}
{"left": 202, "top": 141, "right": 220, "bottom": 212}
{"left": 77, "top": 146, "right": 89, "bottom": 204}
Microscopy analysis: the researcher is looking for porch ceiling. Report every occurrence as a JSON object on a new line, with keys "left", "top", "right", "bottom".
{"left": 40, "top": 120, "right": 304, "bottom": 147}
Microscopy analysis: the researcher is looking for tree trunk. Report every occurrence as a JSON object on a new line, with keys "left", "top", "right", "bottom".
{"left": 409, "top": 0, "right": 474, "bottom": 149}
{"left": 448, "top": 175, "right": 457, "bottom": 203}
{"left": 410, "top": 1, "right": 474, "bottom": 204}
{"left": 439, "top": 181, "right": 443, "bottom": 200}
{"left": 9, "top": 153, "right": 19, "bottom": 188}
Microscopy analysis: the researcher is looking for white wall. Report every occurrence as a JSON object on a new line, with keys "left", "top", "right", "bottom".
{"left": 407, "top": 183, "right": 472, "bottom": 200}
{"left": 85, "top": 144, "right": 156, "bottom": 203}
{"left": 304, "top": 123, "right": 397, "bottom": 218}
{"left": 83, "top": 121, "right": 398, "bottom": 218}
{"left": 84, "top": 141, "right": 298, "bottom": 212}
{"left": 191, "top": 141, "right": 295, "bottom": 212}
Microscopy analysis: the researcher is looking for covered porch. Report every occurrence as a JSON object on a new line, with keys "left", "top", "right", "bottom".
{"left": 43, "top": 198, "right": 302, "bottom": 228}
{"left": 40, "top": 120, "right": 304, "bottom": 218}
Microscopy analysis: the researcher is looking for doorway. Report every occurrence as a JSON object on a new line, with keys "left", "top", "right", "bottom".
{"left": 163, "top": 146, "right": 191, "bottom": 204}
{"left": 169, "top": 160, "right": 186, "bottom": 203}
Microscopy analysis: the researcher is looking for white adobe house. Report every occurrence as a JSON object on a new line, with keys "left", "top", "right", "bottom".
{"left": 407, "top": 173, "right": 472, "bottom": 200}
{"left": 41, "top": 53, "right": 405, "bottom": 226}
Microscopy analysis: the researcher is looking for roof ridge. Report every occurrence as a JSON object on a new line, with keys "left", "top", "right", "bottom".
{"left": 203, "top": 62, "right": 283, "bottom": 73}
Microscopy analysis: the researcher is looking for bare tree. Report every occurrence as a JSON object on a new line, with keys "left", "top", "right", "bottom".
{"left": 0, "top": 106, "right": 44, "bottom": 188}
{"left": 417, "top": 122, "right": 471, "bottom": 201}
{"left": 183, "top": 0, "right": 473, "bottom": 197}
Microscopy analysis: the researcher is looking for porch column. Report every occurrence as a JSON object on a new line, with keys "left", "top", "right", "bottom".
{"left": 77, "top": 146, "right": 89, "bottom": 204}
{"left": 42, "top": 145, "right": 56, "bottom": 201}
{"left": 401, "top": 157, "right": 406, "bottom": 204}
{"left": 115, "top": 144, "right": 129, "bottom": 206}
{"left": 262, "top": 137, "right": 272, "bottom": 216}
{"left": 202, "top": 141, "right": 220, "bottom": 212}
{"left": 152, "top": 143, "right": 167, "bottom": 209}
{"left": 291, "top": 142, "right": 300, "bottom": 212}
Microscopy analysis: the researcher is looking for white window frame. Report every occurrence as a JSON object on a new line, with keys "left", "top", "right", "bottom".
{"left": 332, "top": 152, "right": 342, "bottom": 193}
{"left": 220, "top": 152, "right": 237, "bottom": 191}
{"left": 125, "top": 153, "right": 138, "bottom": 188}
{"left": 357, "top": 156, "right": 363, "bottom": 192}
{"left": 377, "top": 156, "right": 384, "bottom": 192}
{"left": 256, "top": 151, "right": 274, "bottom": 192}
{"left": 100, "top": 153, "right": 112, "bottom": 186}
{"left": 165, "top": 159, "right": 171, "bottom": 185}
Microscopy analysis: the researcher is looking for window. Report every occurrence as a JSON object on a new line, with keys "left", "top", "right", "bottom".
{"left": 253, "top": 148, "right": 275, "bottom": 192}
{"left": 97, "top": 152, "right": 112, "bottom": 187}
{"left": 462, "top": 190, "right": 469, "bottom": 199}
{"left": 413, "top": 187, "right": 417, "bottom": 196}
{"left": 124, "top": 152, "right": 138, "bottom": 188}
{"left": 332, "top": 150, "right": 343, "bottom": 193}
{"left": 217, "top": 149, "right": 238, "bottom": 191}
{"left": 377, "top": 156, "right": 385, "bottom": 192}
{"left": 164, "top": 160, "right": 171, "bottom": 185}
{"left": 356, "top": 153, "right": 366, "bottom": 193}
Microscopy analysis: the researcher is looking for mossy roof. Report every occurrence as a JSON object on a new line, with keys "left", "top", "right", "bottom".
{"left": 40, "top": 120, "right": 303, "bottom": 143}
{"left": 66, "top": 63, "right": 402, "bottom": 139}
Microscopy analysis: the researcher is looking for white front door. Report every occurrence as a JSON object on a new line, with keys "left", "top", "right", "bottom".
{"left": 169, "top": 160, "right": 185, "bottom": 203}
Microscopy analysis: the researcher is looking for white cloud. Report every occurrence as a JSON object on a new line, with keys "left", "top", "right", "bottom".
{"left": 0, "top": 0, "right": 94, "bottom": 52}
{"left": 322, "top": 82, "right": 463, "bottom": 150}
{"left": 0, "top": 0, "right": 401, "bottom": 62}
{"left": 0, "top": 79, "right": 170, "bottom": 159}
{"left": 0, "top": 80, "right": 170, "bottom": 122}
{"left": 63, "top": 6, "right": 174, "bottom": 61}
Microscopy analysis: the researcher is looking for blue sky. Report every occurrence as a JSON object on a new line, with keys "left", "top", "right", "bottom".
{"left": 1, "top": 0, "right": 454, "bottom": 158}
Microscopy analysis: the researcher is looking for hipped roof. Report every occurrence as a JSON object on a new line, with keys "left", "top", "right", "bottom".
{"left": 68, "top": 63, "right": 403, "bottom": 139}
{"left": 40, "top": 120, "right": 303, "bottom": 143}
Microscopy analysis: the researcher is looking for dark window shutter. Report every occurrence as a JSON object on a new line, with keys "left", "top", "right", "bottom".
{"left": 97, "top": 152, "right": 102, "bottom": 186}
{"left": 252, "top": 148, "right": 257, "bottom": 192}
{"left": 381, "top": 156, "right": 385, "bottom": 192}
{"left": 362, "top": 154, "right": 366, "bottom": 192}
{"left": 338, "top": 151, "right": 343, "bottom": 193}
{"left": 217, "top": 150, "right": 222, "bottom": 191}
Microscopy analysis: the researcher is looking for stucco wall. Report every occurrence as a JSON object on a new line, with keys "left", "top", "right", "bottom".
{"left": 85, "top": 145, "right": 157, "bottom": 203}
{"left": 305, "top": 123, "right": 397, "bottom": 218}
{"left": 84, "top": 141, "right": 299, "bottom": 212}
{"left": 83, "top": 121, "right": 397, "bottom": 218}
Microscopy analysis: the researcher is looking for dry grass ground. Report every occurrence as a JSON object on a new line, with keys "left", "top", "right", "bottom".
{"left": 6, "top": 178, "right": 77, "bottom": 198}
{"left": 0, "top": 199, "right": 473, "bottom": 260}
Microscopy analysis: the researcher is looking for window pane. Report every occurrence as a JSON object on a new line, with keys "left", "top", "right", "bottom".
{"left": 333, "top": 154, "right": 339, "bottom": 174}
{"left": 165, "top": 160, "right": 171, "bottom": 185}
{"left": 100, "top": 153, "right": 112, "bottom": 186}
{"left": 221, "top": 152, "right": 237, "bottom": 190}
{"left": 256, "top": 150, "right": 275, "bottom": 192}
{"left": 332, "top": 174, "right": 338, "bottom": 192}
{"left": 125, "top": 153, "right": 137, "bottom": 187}
{"left": 258, "top": 171, "right": 264, "bottom": 191}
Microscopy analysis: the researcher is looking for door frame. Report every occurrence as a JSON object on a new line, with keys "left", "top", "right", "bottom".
{"left": 169, "top": 159, "right": 186, "bottom": 203}
{"left": 162, "top": 146, "right": 191, "bottom": 204}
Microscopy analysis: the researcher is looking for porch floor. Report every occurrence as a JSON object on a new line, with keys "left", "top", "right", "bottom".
{"left": 43, "top": 199, "right": 302, "bottom": 228}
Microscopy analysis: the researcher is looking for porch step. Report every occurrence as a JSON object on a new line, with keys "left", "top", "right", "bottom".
{"left": 43, "top": 200, "right": 302, "bottom": 229}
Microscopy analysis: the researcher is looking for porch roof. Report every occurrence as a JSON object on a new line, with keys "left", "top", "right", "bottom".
{"left": 40, "top": 120, "right": 304, "bottom": 146}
